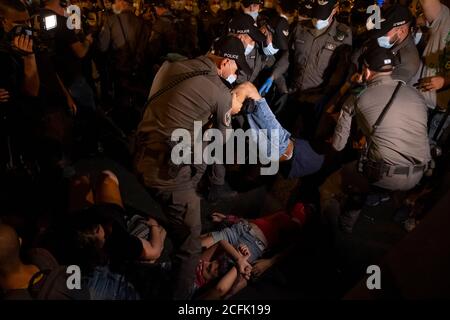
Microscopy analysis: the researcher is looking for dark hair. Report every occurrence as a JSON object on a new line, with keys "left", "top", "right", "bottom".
{"left": 0, "top": 0, "right": 27, "bottom": 17}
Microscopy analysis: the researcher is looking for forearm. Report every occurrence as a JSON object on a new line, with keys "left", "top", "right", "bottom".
{"left": 148, "top": 225, "right": 163, "bottom": 253}
{"left": 218, "top": 240, "right": 242, "bottom": 262}
{"left": 22, "top": 54, "right": 39, "bottom": 96}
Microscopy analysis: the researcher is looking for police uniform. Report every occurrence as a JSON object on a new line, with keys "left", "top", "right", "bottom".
{"left": 272, "top": 0, "right": 352, "bottom": 99}
{"left": 332, "top": 47, "right": 431, "bottom": 192}
{"left": 288, "top": 18, "right": 352, "bottom": 93}
{"left": 134, "top": 36, "right": 250, "bottom": 299}
{"left": 236, "top": 45, "right": 275, "bottom": 83}
{"left": 148, "top": 3, "right": 179, "bottom": 61}
{"left": 228, "top": 13, "right": 275, "bottom": 84}
{"left": 356, "top": 4, "right": 420, "bottom": 85}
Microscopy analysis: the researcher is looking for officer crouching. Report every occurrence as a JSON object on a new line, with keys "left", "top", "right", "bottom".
{"left": 320, "top": 45, "right": 431, "bottom": 233}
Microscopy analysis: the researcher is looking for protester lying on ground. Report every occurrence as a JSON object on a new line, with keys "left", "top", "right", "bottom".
{"left": 195, "top": 202, "right": 311, "bottom": 299}
{"left": 65, "top": 170, "right": 167, "bottom": 270}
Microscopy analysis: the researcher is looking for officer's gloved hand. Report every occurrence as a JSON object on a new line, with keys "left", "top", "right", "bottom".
{"left": 259, "top": 76, "right": 274, "bottom": 96}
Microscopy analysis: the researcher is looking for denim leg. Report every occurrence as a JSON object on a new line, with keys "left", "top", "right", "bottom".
{"left": 246, "top": 98, "right": 291, "bottom": 160}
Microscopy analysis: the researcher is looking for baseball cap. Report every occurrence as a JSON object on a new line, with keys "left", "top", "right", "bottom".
{"left": 228, "top": 13, "right": 266, "bottom": 43}
{"left": 266, "top": 15, "right": 289, "bottom": 50}
{"left": 312, "top": 0, "right": 337, "bottom": 20}
{"left": 361, "top": 44, "right": 397, "bottom": 72}
{"left": 368, "top": 4, "right": 412, "bottom": 38}
{"left": 211, "top": 35, "right": 252, "bottom": 75}
{"left": 241, "top": 0, "right": 263, "bottom": 7}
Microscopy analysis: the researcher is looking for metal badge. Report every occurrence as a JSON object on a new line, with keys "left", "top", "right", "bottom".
{"left": 325, "top": 42, "right": 336, "bottom": 51}
{"left": 224, "top": 110, "right": 232, "bottom": 127}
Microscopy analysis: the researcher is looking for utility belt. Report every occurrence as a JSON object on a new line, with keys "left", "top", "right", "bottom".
{"left": 357, "top": 154, "right": 427, "bottom": 183}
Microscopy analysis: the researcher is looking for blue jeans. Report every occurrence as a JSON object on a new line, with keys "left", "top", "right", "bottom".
{"left": 86, "top": 266, "right": 140, "bottom": 300}
{"left": 211, "top": 221, "right": 266, "bottom": 263}
{"left": 246, "top": 98, "right": 291, "bottom": 160}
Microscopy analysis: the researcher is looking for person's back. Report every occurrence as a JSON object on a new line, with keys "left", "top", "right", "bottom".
{"left": 99, "top": 9, "right": 151, "bottom": 75}
{"left": 0, "top": 224, "right": 89, "bottom": 300}
{"left": 356, "top": 75, "right": 431, "bottom": 167}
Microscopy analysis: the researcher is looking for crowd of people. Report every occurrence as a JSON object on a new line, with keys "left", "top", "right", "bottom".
{"left": 0, "top": 0, "right": 449, "bottom": 300}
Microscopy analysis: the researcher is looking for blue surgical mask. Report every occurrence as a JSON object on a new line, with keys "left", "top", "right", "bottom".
{"left": 247, "top": 11, "right": 259, "bottom": 21}
{"left": 262, "top": 43, "right": 279, "bottom": 56}
{"left": 377, "top": 35, "right": 394, "bottom": 48}
{"left": 313, "top": 18, "right": 329, "bottom": 30}
{"left": 245, "top": 43, "right": 254, "bottom": 56}
{"left": 226, "top": 74, "right": 237, "bottom": 84}
{"left": 414, "top": 32, "right": 423, "bottom": 45}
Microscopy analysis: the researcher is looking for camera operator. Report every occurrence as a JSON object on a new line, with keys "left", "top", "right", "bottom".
{"left": 41, "top": 0, "right": 96, "bottom": 114}
{"left": 0, "top": 0, "right": 40, "bottom": 173}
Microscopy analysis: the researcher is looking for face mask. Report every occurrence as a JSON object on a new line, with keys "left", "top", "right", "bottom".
{"left": 210, "top": 4, "right": 221, "bottom": 13}
{"left": 414, "top": 32, "right": 423, "bottom": 45}
{"left": 377, "top": 35, "right": 394, "bottom": 48}
{"left": 262, "top": 42, "right": 279, "bottom": 56}
{"left": 112, "top": 4, "right": 121, "bottom": 14}
{"left": 313, "top": 18, "right": 329, "bottom": 30}
{"left": 245, "top": 43, "right": 254, "bottom": 56}
{"left": 247, "top": 11, "right": 259, "bottom": 20}
{"left": 226, "top": 74, "right": 237, "bottom": 84}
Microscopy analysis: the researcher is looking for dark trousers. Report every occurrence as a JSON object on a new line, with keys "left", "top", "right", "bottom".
{"left": 151, "top": 187, "right": 201, "bottom": 300}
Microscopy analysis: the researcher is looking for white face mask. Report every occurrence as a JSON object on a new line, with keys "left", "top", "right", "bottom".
{"left": 313, "top": 18, "right": 330, "bottom": 30}
{"left": 377, "top": 35, "right": 394, "bottom": 48}
{"left": 414, "top": 32, "right": 423, "bottom": 45}
{"left": 226, "top": 74, "right": 237, "bottom": 84}
{"left": 262, "top": 42, "right": 279, "bottom": 56}
{"left": 247, "top": 11, "right": 259, "bottom": 20}
{"left": 245, "top": 43, "right": 254, "bottom": 56}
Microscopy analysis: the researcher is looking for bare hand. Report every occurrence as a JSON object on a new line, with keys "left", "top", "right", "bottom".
{"left": 238, "top": 243, "right": 251, "bottom": 258}
{"left": 211, "top": 212, "right": 227, "bottom": 223}
{"left": 236, "top": 256, "right": 252, "bottom": 279}
{"left": 0, "top": 88, "right": 10, "bottom": 103}
{"left": 85, "top": 33, "right": 94, "bottom": 45}
{"left": 66, "top": 94, "right": 77, "bottom": 116}
{"left": 416, "top": 76, "right": 446, "bottom": 92}
{"left": 252, "top": 259, "right": 273, "bottom": 279}
{"left": 350, "top": 72, "right": 363, "bottom": 84}
{"left": 13, "top": 35, "right": 33, "bottom": 54}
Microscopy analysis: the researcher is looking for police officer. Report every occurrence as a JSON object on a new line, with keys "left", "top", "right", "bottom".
{"left": 241, "top": 0, "right": 262, "bottom": 22}
{"left": 198, "top": 0, "right": 227, "bottom": 52}
{"left": 258, "top": 0, "right": 297, "bottom": 96}
{"left": 360, "top": 4, "right": 420, "bottom": 84}
{"left": 98, "top": 0, "right": 151, "bottom": 131}
{"left": 331, "top": 46, "right": 431, "bottom": 194}
{"left": 170, "top": 0, "right": 200, "bottom": 57}
{"left": 268, "top": 0, "right": 351, "bottom": 105}
{"left": 134, "top": 35, "right": 251, "bottom": 299}
{"left": 148, "top": 0, "right": 179, "bottom": 61}
{"left": 228, "top": 12, "right": 273, "bottom": 83}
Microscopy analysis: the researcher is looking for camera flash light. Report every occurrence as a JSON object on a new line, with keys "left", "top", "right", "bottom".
{"left": 44, "top": 15, "right": 57, "bottom": 30}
